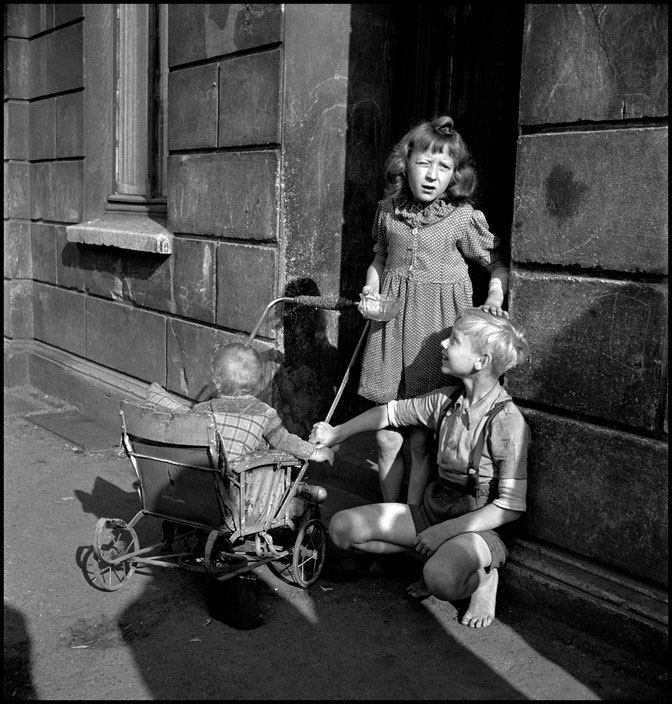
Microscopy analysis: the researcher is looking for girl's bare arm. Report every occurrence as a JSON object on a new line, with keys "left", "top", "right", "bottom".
{"left": 481, "top": 259, "right": 509, "bottom": 317}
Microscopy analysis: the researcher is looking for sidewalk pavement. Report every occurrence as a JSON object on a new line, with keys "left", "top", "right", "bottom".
{"left": 4, "top": 386, "right": 668, "bottom": 700}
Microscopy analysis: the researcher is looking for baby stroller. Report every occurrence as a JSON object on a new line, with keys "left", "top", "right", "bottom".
{"left": 89, "top": 295, "right": 365, "bottom": 592}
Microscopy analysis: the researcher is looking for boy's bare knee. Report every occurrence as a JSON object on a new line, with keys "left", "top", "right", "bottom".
{"left": 329, "top": 511, "right": 354, "bottom": 549}
{"left": 376, "top": 428, "right": 404, "bottom": 455}
{"left": 423, "top": 560, "right": 460, "bottom": 600}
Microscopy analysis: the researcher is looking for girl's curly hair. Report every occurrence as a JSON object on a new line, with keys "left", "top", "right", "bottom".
{"left": 384, "top": 116, "right": 477, "bottom": 205}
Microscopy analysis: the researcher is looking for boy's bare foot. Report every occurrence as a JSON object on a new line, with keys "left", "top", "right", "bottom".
{"left": 405, "top": 577, "right": 432, "bottom": 602}
{"left": 461, "top": 567, "right": 498, "bottom": 628}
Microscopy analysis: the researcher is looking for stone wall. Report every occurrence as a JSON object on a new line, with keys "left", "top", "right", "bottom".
{"left": 4, "top": 4, "right": 388, "bottom": 435}
{"left": 507, "top": 4, "right": 668, "bottom": 586}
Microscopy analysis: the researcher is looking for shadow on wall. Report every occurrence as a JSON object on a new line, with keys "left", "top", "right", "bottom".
{"left": 270, "top": 278, "right": 351, "bottom": 437}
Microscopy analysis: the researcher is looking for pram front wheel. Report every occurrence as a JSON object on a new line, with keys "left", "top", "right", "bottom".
{"left": 291, "top": 518, "right": 327, "bottom": 587}
{"left": 91, "top": 518, "right": 138, "bottom": 590}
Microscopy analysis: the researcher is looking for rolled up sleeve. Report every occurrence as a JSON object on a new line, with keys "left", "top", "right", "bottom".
{"left": 489, "top": 414, "right": 530, "bottom": 512}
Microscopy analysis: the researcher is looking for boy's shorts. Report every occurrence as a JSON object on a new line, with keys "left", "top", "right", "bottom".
{"left": 409, "top": 480, "right": 510, "bottom": 573}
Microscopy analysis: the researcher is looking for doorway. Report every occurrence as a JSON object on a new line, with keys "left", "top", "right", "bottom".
{"left": 392, "top": 3, "right": 524, "bottom": 298}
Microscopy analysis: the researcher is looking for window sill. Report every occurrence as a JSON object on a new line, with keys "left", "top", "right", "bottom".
{"left": 66, "top": 212, "right": 173, "bottom": 254}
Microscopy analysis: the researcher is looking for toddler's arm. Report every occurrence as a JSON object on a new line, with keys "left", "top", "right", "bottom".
{"left": 481, "top": 260, "right": 509, "bottom": 318}
{"left": 309, "top": 445, "right": 335, "bottom": 465}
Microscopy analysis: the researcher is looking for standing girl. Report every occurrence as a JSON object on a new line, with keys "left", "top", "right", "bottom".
{"left": 358, "top": 115, "right": 509, "bottom": 504}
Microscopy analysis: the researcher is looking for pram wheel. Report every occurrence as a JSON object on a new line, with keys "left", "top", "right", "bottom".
{"left": 91, "top": 518, "right": 138, "bottom": 591}
{"left": 268, "top": 518, "right": 326, "bottom": 587}
{"left": 292, "top": 519, "right": 327, "bottom": 587}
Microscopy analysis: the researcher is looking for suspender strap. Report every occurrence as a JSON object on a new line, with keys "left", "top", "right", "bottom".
{"left": 433, "top": 387, "right": 464, "bottom": 443}
{"left": 466, "top": 400, "right": 510, "bottom": 496}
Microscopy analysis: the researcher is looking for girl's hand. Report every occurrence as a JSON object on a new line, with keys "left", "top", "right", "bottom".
{"left": 358, "top": 286, "right": 382, "bottom": 319}
{"left": 310, "top": 421, "right": 337, "bottom": 446}
{"left": 412, "top": 523, "right": 452, "bottom": 557}
{"left": 360, "top": 285, "right": 380, "bottom": 299}
{"left": 480, "top": 297, "right": 509, "bottom": 318}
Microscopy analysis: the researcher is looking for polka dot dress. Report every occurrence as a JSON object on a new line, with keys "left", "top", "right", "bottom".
{"left": 358, "top": 196, "right": 502, "bottom": 404}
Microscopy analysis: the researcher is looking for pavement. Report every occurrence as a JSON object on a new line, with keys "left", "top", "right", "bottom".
{"left": 3, "top": 385, "right": 668, "bottom": 700}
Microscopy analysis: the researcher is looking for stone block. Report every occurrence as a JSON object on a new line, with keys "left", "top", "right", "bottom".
{"left": 31, "top": 223, "right": 58, "bottom": 284}
{"left": 29, "top": 98, "right": 55, "bottom": 161}
{"left": 121, "top": 238, "right": 216, "bottom": 323}
{"left": 85, "top": 297, "right": 166, "bottom": 383}
{"left": 521, "top": 408, "right": 668, "bottom": 585}
{"left": 3, "top": 282, "right": 10, "bottom": 338}
{"left": 4, "top": 221, "right": 32, "bottom": 279}
{"left": 4, "top": 102, "right": 29, "bottom": 160}
{"left": 4, "top": 163, "right": 31, "bottom": 220}
{"left": 10, "top": 281, "right": 36, "bottom": 339}
{"left": 5, "top": 40, "right": 30, "bottom": 99}
{"left": 169, "top": 4, "right": 282, "bottom": 67}
{"left": 507, "top": 271, "right": 667, "bottom": 432}
{"left": 4, "top": 5, "right": 48, "bottom": 37}
{"left": 168, "top": 152, "right": 278, "bottom": 240}
{"left": 216, "top": 242, "right": 277, "bottom": 335}
{"left": 56, "top": 228, "right": 118, "bottom": 295}
{"left": 520, "top": 4, "right": 668, "bottom": 124}
{"left": 170, "top": 237, "right": 216, "bottom": 322}
{"left": 168, "top": 64, "right": 219, "bottom": 150}
{"left": 218, "top": 49, "right": 281, "bottom": 146}
{"left": 33, "top": 283, "right": 84, "bottom": 355}
{"left": 54, "top": 5, "right": 84, "bottom": 27}
{"left": 3, "top": 342, "right": 30, "bottom": 388}
{"left": 512, "top": 129, "right": 668, "bottom": 275}
{"left": 31, "top": 161, "right": 82, "bottom": 223}
{"left": 55, "top": 93, "right": 84, "bottom": 158}
{"left": 31, "top": 23, "right": 83, "bottom": 98}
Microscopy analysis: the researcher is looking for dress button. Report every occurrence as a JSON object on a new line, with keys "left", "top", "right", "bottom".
{"left": 412, "top": 228, "right": 418, "bottom": 235}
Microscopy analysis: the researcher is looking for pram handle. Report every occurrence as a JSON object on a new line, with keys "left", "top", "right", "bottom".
{"left": 249, "top": 295, "right": 357, "bottom": 341}
{"left": 290, "top": 295, "right": 357, "bottom": 310}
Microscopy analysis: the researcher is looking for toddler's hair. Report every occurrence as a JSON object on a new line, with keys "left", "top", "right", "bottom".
{"left": 211, "top": 341, "right": 263, "bottom": 396}
{"left": 384, "top": 115, "right": 477, "bottom": 204}
{"left": 454, "top": 308, "right": 529, "bottom": 377}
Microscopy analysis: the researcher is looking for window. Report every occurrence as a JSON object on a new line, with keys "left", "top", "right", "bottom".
{"left": 67, "top": 3, "right": 172, "bottom": 253}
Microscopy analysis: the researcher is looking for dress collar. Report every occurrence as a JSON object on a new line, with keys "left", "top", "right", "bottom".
{"left": 393, "top": 191, "right": 455, "bottom": 229}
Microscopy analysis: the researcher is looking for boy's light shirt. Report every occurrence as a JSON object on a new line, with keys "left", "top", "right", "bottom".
{"left": 387, "top": 383, "right": 529, "bottom": 512}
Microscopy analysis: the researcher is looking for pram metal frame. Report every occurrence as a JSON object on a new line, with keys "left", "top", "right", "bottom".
{"left": 89, "top": 400, "right": 327, "bottom": 591}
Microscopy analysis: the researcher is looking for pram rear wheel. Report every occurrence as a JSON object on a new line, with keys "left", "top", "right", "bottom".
{"left": 291, "top": 519, "right": 327, "bottom": 587}
{"left": 91, "top": 518, "right": 138, "bottom": 591}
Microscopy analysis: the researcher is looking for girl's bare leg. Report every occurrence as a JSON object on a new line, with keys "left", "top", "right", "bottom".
{"left": 407, "top": 426, "right": 435, "bottom": 505}
{"left": 375, "top": 427, "right": 406, "bottom": 503}
{"left": 329, "top": 503, "right": 417, "bottom": 554}
{"left": 412, "top": 532, "right": 499, "bottom": 628}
